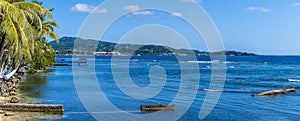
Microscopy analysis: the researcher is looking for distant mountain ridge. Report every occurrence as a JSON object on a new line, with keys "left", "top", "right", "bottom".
{"left": 49, "top": 37, "right": 257, "bottom": 56}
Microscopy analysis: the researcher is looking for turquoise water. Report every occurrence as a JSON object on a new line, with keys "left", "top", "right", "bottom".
{"left": 20, "top": 56, "right": 300, "bottom": 120}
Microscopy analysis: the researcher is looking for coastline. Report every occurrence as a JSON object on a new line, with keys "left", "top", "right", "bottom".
{"left": 0, "top": 70, "right": 61, "bottom": 120}
{"left": 0, "top": 74, "right": 32, "bottom": 120}
{"left": 0, "top": 91, "right": 62, "bottom": 121}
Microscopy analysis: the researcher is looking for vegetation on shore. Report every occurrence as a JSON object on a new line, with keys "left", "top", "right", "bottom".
{"left": 49, "top": 37, "right": 257, "bottom": 56}
{"left": 0, "top": 0, "right": 59, "bottom": 80}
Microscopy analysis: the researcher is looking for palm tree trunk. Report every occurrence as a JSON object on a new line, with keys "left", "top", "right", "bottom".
{"left": 2, "top": 55, "right": 20, "bottom": 80}
{"left": 7, "top": 58, "right": 15, "bottom": 73}
{"left": 0, "top": 33, "right": 6, "bottom": 61}
{"left": 0, "top": 33, "right": 7, "bottom": 76}
{"left": 3, "top": 63, "right": 20, "bottom": 80}
{"left": 0, "top": 52, "right": 9, "bottom": 79}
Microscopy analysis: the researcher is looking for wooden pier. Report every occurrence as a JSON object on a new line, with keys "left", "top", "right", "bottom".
{"left": 0, "top": 104, "right": 64, "bottom": 113}
{"left": 78, "top": 58, "right": 88, "bottom": 66}
{"left": 141, "top": 104, "right": 175, "bottom": 112}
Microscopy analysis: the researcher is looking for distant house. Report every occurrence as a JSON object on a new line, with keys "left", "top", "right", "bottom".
{"left": 54, "top": 51, "right": 59, "bottom": 55}
{"left": 94, "top": 52, "right": 121, "bottom": 56}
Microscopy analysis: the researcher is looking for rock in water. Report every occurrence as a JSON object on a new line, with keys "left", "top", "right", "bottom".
{"left": 10, "top": 97, "right": 18, "bottom": 103}
{"left": 9, "top": 92, "right": 17, "bottom": 96}
{"left": 252, "top": 90, "right": 285, "bottom": 96}
{"left": 252, "top": 88, "right": 296, "bottom": 96}
{"left": 4, "top": 112, "right": 13, "bottom": 116}
{"left": 17, "top": 67, "right": 26, "bottom": 74}
{"left": 2, "top": 93, "right": 9, "bottom": 97}
{"left": 285, "top": 88, "right": 296, "bottom": 92}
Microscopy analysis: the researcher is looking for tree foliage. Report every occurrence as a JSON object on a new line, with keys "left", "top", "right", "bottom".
{"left": 0, "top": 0, "right": 59, "bottom": 77}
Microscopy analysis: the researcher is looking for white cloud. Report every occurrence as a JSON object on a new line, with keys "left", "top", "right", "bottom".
{"left": 247, "top": 6, "right": 273, "bottom": 13}
{"left": 180, "top": 0, "right": 202, "bottom": 3}
{"left": 171, "top": 12, "right": 182, "bottom": 17}
{"left": 123, "top": 5, "right": 140, "bottom": 11}
{"left": 291, "top": 2, "right": 300, "bottom": 6}
{"left": 94, "top": 8, "right": 108, "bottom": 14}
{"left": 71, "top": 3, "right": 107, "bottom": 14}
{"left": 123, "top": 5, "right": 154, "bottom": 16}
{"left": 131, "top": 10, "right": 153, "bottom": 15}
{"left": 71, "top": 3, "right": 94, "bottom": 12}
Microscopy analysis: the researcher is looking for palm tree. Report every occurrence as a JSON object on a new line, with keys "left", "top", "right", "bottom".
{"left": 0, "top": 0, "right": 58, "bottom": 79}
{"left": 0, "top": 0, "right": 27, "bottom": 79}
{"left": 30, "top": 0, "right": 59, "bottom": 70}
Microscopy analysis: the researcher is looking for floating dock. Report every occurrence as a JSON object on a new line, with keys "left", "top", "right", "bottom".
{"left": 78, "top": 58, "right": 88, "bottom": 66}
{"left": 141, "top": 104, "right": 175, "bottom": 112}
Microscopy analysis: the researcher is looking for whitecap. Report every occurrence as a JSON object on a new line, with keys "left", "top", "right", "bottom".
{"left": 228, "top": 66, "right": 236, "bottom": 68}
{"left": 187, "top": 60, "right": 234, "bottom": 64}
{"left": 288, "top": 79, "right": 300, "bottom": 82}
{"left": 187, "top": 61, "right": 212, "bottom": 64}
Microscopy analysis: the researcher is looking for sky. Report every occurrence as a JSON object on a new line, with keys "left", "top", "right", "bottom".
{"left": 39, "top": 0, "right": 300, "bottom": 55}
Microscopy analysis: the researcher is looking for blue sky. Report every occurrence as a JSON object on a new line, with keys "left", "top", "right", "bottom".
{"left": 40, "top": 0, "right": 300, "bottom": 55}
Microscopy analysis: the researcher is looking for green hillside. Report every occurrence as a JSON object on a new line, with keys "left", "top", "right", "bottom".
{"left": 49, "top": 37, "right": 257, "bottom": 56}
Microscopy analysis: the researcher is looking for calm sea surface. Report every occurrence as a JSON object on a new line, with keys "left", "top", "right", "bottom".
{"left": 19, "top": 56, "right": 300, "bottom": 120}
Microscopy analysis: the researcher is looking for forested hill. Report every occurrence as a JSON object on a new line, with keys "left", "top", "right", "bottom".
{"left": 49, "top": 37, "right": 257, "bottom": 56}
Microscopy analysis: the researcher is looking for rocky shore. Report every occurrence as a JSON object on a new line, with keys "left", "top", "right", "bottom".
{"left": 0, "top": 66, "right": 42, "bottom": 120}
{"left": 0, "top": 67, "right": 63, "bottom": 121}
{"left": 0, "top": 69, "right": 24, "bottom": 119}
{"left": 0, "top": 75, "right": 21, "bottom": 98}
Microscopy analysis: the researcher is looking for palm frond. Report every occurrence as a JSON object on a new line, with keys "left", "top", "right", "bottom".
{"left": 0, "top": 0, "right": 27, "bottom": 29}
{"left": 49, "top": 31, "right": 59, "bottom": 43}
{"left": 45, "top": 21, "right": 59, "bottom": 28}
{"left": 1, "top": 16, "right": 18, "bottom": 49}
{"left": 13, "top": 2, "right": 44, "bottom": 15}
{"left": 23, "top": 10, "right": 42, "bottom": 32}
{"left": 24, "top": 22, "right": 36, "bottom": 55}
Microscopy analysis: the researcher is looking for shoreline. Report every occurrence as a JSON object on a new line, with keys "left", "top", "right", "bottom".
{"left": 0, "top": 70, "right": 62, "bottom": 120}
{"left": 0, "top": 74, "right": 33, "bottom": 120}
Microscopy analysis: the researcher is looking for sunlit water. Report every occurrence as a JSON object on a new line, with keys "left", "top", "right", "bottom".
{"left": 19, "top": 56, "right": 300, "bottom": 120}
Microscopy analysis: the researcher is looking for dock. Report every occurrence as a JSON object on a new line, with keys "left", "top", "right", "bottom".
{"left": 141, "top": 104, "right": 175, "bottom": 112}
{"left": 0, "top": 104, "right": 64, "bottom": 113}
{"left": 78, "top": 58, "right": 88, "bottom": 66}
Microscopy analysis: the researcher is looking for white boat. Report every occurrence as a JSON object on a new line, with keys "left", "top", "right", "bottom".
{"left": 288, "top": 79, "right": 300, "bottom": 82}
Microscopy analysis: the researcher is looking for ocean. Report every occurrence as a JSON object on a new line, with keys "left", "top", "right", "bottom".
{"left": 19, "top": 56, "right": 300, "bottom": 120}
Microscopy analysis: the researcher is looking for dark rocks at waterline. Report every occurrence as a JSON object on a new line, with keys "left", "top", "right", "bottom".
{"left": 4, "top": 112, "right": 13, "bottom": 116}
{"left": 141, "top": 104, "right": 175, "bottom": 112}
{"left": 10, "top": 97, "right": 18, "bottom": 103}
{"left": 0, "top": 75, "right": 22, "bottom": 100}
{"left": 17, "top": 67, "right": 26, "bottom": 74}
{"left": 35, "top": 70, "right": 44, "bottom": 73}
{"left": 9, "top": 92, "right": 17, "bottom": 96}
{"left": 11, "top": 78, "right": 19, "bottom": 84}
{"left": 1, "top": 93, "right": 9, "bottom": 97}
{"left": 53, "top": 63, "right": 71, "bottom": 66}
{"left": 16, "top": 75, "right": 22, "bottom": 81}
{"left": 251, "top": 88, "right": 296, "bottom": 96}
